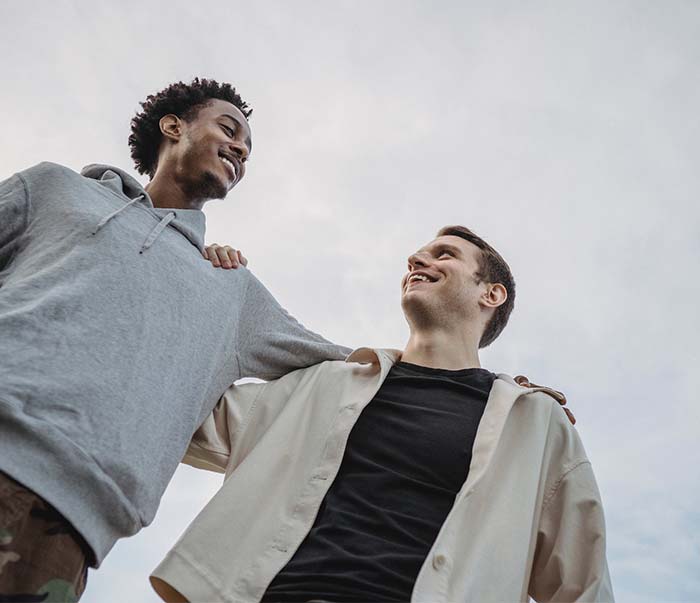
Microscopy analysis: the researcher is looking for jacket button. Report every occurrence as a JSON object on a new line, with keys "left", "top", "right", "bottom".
{"left": 432, "top": 553, "right": 447, "bottom": 570}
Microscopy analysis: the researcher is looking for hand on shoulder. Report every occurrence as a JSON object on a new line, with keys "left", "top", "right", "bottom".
{"left": 203, "top": 243, "right": 248, "bottom": 269}
{"left": 514, "top": 375, "right": 576, "bottom": 425}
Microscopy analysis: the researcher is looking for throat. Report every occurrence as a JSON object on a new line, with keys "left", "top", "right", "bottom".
{"left": 402, "top": 330, "right": 481, "bottom": 370}
{"left": 146, "top": 172, "right": 208, "bottom": 210}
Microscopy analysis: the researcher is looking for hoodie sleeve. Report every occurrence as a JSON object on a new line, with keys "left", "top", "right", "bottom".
{"left": 528, "top": 460, "right": 615, "bottom": 603}
{"left": 236, "top": 271, "right": 351, "bottom": 381}
{"left": 0, "top": 173, "right": 30, "bottom": 273}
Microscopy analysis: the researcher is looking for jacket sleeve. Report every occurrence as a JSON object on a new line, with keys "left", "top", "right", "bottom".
{"left": 529, "top": 461, "right": 615, "bottom": 602}
{"left": 236, "top": 271, "right": 352, "bottom": 380}
{"left": 183, "top": 380, "right": 270, "bottom": 474}
{"left": 0, "top": 173, "right": 30, "bottom": 273}
{"left": 183, "top": 366, "right": 312, "bottom": 474}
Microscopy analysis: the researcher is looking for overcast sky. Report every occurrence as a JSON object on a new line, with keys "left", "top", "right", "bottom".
{"left": 2, "top": 1, "right": 699, "bottom": 601}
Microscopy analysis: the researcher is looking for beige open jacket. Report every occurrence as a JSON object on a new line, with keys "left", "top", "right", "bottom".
{"left": 151, "top": 348, "right": 613, "bottom": 603}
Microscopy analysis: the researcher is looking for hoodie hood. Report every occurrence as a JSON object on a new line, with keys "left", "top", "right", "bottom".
{"left": 80, "top": 164, "right": 206, "bottom": 252}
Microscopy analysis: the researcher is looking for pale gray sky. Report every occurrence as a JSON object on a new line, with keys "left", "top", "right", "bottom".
{"left": 1, "top": 1, "right": 699, "bottom": 601}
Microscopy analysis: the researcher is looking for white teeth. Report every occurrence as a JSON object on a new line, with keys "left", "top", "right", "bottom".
{"left": 220, "top": 156, "right": 237, "bottom": 179}
{"left": 409, "top": 274, "right": 431, "bottom": 283}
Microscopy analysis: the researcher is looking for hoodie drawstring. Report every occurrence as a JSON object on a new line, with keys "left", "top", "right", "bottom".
{"left": 92, "top": 195, "right": 144, "bottom": 235}
{"left": 92, "top": 194, "right": 177, "bottom": 254}
{"left": 139, "top": 212, "right": 175, "bottom": 254}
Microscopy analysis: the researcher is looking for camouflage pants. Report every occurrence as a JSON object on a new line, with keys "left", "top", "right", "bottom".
{"left": 0, "top": 472, "right": 90, "bottom": 602}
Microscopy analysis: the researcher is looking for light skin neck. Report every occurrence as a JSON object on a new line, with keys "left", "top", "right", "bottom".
{"left": 401, "top": 325, "right": 482, "bottom": 370}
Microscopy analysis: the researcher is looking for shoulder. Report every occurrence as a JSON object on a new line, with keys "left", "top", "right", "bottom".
{"left": 500, "top": 376, "right": 573, "bottom": 432}
{"left": 499, "top": 377, "right": 589, "bottom": 465}
{"left": 1, "top": 163, "right": 81, "bottom": 206}
{"left": 514, "top": 388, "right": 596, "bottom": 510}
{"left": 19, "top": 161, "right": 77, "bottom": 179}
{"left": 4, "top": 162, "right": 75, "bottom": 182}
{"left": 541, "top": 391, "right": 584, "bottom": 445}
{"left": 531, "top": 391, "right": 591, "bottom": 486}
{"left": 529, "top": 389, "right": 572, "bottom": 427}
{"left": 17, "top": 162, "right": 85, "bottom": 193}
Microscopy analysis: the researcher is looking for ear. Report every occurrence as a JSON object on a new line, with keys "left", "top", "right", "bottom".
{"left": 159, "top": 114, "right": 182, "bottom": 142}
{"left": 480, "top": 283, "right": 507, "bottom": 310}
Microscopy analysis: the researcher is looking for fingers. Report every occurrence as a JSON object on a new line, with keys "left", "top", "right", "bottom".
{"left": 515, "top": 374, "right": 570, "bottom": 417}
{"left": 515, "top": 375, "right": 566, "bottom": 403}
{"left": 203, "top": 245, "right": 221, "bottom": 267}
{"left": 563, "top": 407, "right": 577, "bottom": 425}
{"left": 216, "top": 246, "right": 235, "bottom": 269}
{"left": 543, "top": 387, "right": 566, "bottom": 405}
{"left": 203, "top": 244, "right": 247, "bottom": 269}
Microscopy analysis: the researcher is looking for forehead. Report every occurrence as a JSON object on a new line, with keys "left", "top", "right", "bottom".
{"left": 417, "top": 235, "right": 482, "bottom": 259}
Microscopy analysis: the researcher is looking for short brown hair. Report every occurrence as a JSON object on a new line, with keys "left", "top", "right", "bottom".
{"left": 437, "top": 225, "right": 515, "bottom": 348}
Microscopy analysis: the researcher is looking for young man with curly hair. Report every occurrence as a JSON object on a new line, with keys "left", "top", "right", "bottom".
{"left": 0, "top": 78, "right": 349, "bottom": 600}
{"left": 151, "top": 226, "right": 613, "bottom": 603}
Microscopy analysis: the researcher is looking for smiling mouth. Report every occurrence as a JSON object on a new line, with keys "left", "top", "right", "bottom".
{"left": 409, "top": 274, "right": 432, "bottom": 283}
{"left": 405, "top": 273, "right": 438, "bottom": 291}
{"left": 219, "top": 154, "right": 237, "bottom": 182}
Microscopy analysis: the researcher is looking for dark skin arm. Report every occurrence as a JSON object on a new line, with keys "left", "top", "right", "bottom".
{"left": 201, "top": 246, "right": 576, "bottom": 426}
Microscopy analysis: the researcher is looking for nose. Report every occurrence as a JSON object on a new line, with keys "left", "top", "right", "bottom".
{"left": 229, "top": 141, "right": 250, "bottom": 163}
{"left": 407, "top": 251, "right": 430, "bottom": 270}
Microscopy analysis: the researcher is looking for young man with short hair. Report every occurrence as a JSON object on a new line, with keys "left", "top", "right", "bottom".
{"left": 0, "top": 78, "right": 348, "bottom": 600}
{"left": 151, "top": 226, "right": 613, "bottom": 603}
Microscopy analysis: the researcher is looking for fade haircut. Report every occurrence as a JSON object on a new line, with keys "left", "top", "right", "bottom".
{"left": 437, "top": 225, "right": 515, "bottom": 348}
{"left": 129, "top": 77, "right": 252, "bottom": 178}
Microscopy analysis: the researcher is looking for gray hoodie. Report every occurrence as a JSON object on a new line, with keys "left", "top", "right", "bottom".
{"left": 0, "top": 162, "right": 349, "bottom": 565}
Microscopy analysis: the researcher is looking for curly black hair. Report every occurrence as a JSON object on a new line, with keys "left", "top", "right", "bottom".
{"left": 129, "top": 78, "right": 252, "bottom": 178}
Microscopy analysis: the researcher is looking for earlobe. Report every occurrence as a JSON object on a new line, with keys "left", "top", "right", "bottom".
{"left": 159, "top": 114, "right": 181, "bottom": 142}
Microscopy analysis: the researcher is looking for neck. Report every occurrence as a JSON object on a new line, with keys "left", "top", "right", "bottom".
{"left": 145, "top": 170, "right": 205, "bottom": 210}
{"left": 401, "top": 327, "right": 481, "bottom": 370}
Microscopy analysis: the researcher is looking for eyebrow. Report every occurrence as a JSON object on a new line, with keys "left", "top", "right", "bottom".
{"left": 417, "top": 242, "right": 463, "bottom": 256}
{"left": 221, "top": 113, "right": 252, "bottom": 151}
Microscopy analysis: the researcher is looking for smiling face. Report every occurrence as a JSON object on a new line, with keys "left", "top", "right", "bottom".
{"left": 401, "top": 235, "right": 501, "bottom": 334}
{"left": 162, "top": 98, "right": 252, "bottom": 202}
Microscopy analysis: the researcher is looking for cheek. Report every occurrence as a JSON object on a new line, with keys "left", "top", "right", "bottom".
{"left": 445, "top": 278, "right": 472, "bottom": 302}
{"left": 190, "top": 127, "right": 218, "bottom": 149}
{"left": 182, "top": 133, "right": 209, "bottom": 159}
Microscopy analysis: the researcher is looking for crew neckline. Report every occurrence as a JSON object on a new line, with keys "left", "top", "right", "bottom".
{"left": 395, "top": 361, "right": 494, "bottom": 378}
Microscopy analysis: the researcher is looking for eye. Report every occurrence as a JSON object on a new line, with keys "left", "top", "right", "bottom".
{"left": 221, "top": 125, "right": 235, "bottom": 137}
{"left": 438, "top": 249, "right": 454, "bottom": 258}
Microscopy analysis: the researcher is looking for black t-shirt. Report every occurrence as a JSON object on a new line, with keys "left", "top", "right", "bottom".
{"left": 262, "top": 361, "right": 496, "bottom": 603}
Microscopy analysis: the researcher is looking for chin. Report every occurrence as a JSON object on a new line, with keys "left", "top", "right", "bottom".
{"left": 193, "top": 171, "right": 229, "bottom": 201}
{"left": 401, "top": 293, "right": 431, "bottom": 318}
